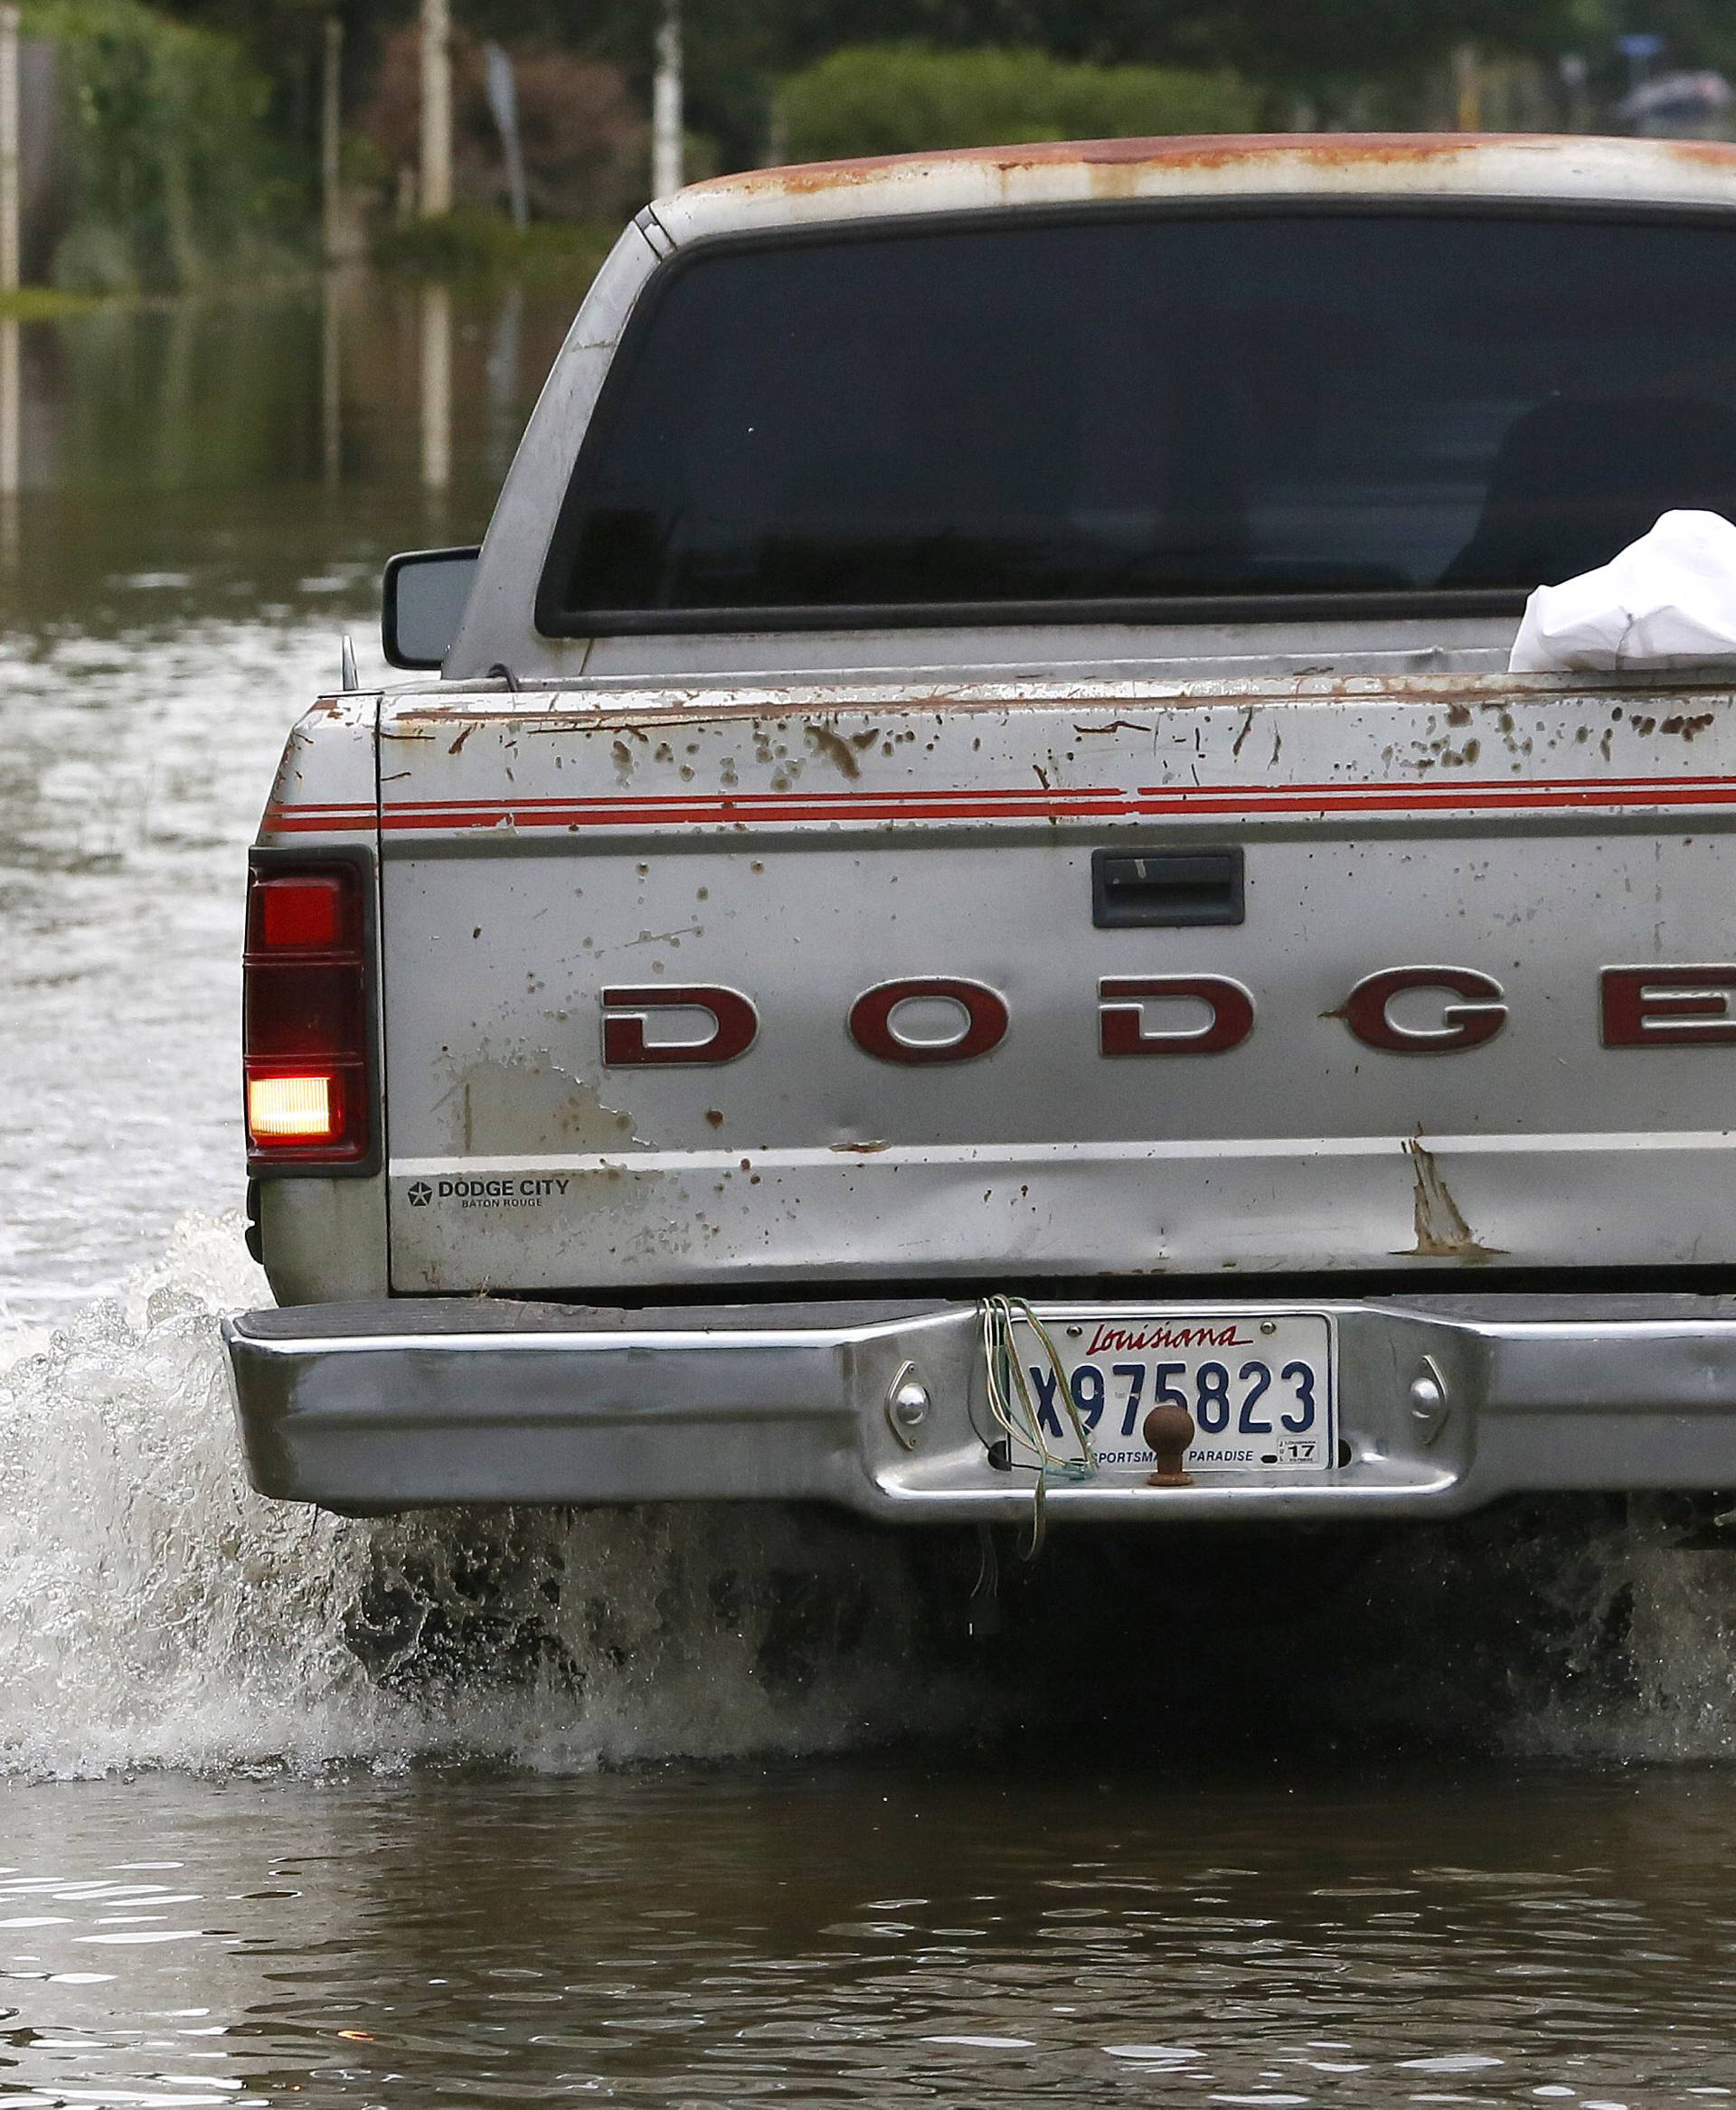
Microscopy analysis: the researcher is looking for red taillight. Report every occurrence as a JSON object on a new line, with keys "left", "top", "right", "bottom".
{"left": 244, "top": 859, "right": 373, "bottom": 1168}
{"left": 259, "top": 873, "right": 345, "bottom": 950}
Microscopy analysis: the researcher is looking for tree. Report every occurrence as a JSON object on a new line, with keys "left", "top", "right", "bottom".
{"left": 142, "top": 0, "right": 1623, "bottom": 196}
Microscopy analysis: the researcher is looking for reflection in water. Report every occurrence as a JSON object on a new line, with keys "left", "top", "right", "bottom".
{"left": 420, "top": 278, "right": 451, "bottom": 495}
{"left": 1, "top": 311, "right": 18, "bottom": 574}
{"left": 0, "top": 275, "right": 577, "bottom": 632}
{"left": 320, "top": 270, "right": 341, "bottom": 488}
{"left": 486, "top": 281, "right": 525, "bottom": 484}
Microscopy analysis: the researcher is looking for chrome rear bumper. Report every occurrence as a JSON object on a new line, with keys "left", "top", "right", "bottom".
{"left": 222, "top": 1293, "right": 1736, "bottom": 1521}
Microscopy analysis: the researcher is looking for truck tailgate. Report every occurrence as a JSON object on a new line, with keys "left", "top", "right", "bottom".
{"left": 373, "top": 676, "right": 1736, "bottom": 1295}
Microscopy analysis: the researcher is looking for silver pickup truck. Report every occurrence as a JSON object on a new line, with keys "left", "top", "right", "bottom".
{"left": 225, "top": 130, "right": 1736, "bottom": 1535}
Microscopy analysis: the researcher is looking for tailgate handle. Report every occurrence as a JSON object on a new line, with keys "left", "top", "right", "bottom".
{"left": 1091, "top": 847, "right": 1244, "bottom": 928}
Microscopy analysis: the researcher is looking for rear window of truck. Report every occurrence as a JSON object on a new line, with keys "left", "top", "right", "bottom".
{"left": 537, "top": 207, "right": 1736, "bottom": 634}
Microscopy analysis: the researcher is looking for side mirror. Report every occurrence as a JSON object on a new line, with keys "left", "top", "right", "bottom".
{"left": 382, "top": 545, "right": 481, "bottom": 670}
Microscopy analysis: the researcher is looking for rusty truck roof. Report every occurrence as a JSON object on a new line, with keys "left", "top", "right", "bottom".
{"left": 653, "top": 131, "right": 1736, "bottom": 245}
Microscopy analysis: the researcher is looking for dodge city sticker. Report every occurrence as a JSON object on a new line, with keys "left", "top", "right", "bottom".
{"left": 405, "top": 1176, "right": 571, "bottom": 1210}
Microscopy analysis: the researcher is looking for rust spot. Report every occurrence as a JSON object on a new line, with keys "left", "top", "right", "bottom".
{"left": 805, "top": 722, "right": 861, "bottom": 778}
{"left": 1447, "top": 702, "right": 1471, "bottom": 727}
{"left": 1074, "top": 718, "right": 1155, "bottom": 736}
{"left": 704, "top": 1108, "right": 724, "bottom": 1128}
{"left": 1650, "top": 136, "right": 1736, "bottom": 169}
{"left": 829, "top": 1139, "right": 890, "bottom": 1154}
{"left": 1397, "top": 1137, "right": 1506, "bottom": 1263}
{"left": 684, "top": 131, "right": 1580, "bottom": 202}
{"left": 1661, "top": 712, "right": 1715, "bottom": 740}
{"left": 448, "top": 721, "right": 478, "bottom": 756}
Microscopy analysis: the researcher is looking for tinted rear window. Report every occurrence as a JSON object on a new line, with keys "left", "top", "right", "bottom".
{"left": 539, "top": 210, "right": 1736, "bottom": 631}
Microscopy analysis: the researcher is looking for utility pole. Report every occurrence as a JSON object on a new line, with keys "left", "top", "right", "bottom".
{"left": 652, "top": 0, "right": 682, "bottom": 199}
{"left": 321, "top": 14, "right": 344, "bottom": 261}
{"left": 420, "top": 0, "right": 452, "bottom": 218}
{"left": 0, "top": 2, "right": 20, "bottom": 294}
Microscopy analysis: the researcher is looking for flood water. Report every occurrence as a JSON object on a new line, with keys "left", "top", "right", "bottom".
{"left": 9, "top": 271, "right": 1736, "bottom": 2106}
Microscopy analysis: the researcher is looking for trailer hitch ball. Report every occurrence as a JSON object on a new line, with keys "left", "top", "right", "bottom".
{"left": 1144, "top": 1401, "right": 1195, "bottom": 1487}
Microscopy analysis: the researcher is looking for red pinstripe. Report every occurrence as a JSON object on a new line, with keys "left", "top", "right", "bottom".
{"left": 261, "top": 772, "right": 1736, "bottom": 837}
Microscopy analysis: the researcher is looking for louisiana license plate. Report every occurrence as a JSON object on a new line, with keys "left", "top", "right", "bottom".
{"left": 1006, "top": 1310, "right": 1336, "bottom": 1474}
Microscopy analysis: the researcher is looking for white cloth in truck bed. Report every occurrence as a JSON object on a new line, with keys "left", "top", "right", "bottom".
{"left": 1510, "top": 508, "right": 1736, "bottom": 672}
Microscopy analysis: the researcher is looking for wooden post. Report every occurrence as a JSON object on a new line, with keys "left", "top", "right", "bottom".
{"left": 420, "top": 0, "right": 451, "bottom": 218}
{"left": 652, "top": 0, "right": 682, "bottom": 198}
{"left": 0, "top": 3, "right": 21, "bottom": 294}
{"left": 321, "top": 14, "right": 343, "bottom": 262}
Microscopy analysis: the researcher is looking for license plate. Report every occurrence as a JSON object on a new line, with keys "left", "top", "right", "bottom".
{"left": 1005, "top": 1310, "right": 1336, "bottom": 1474}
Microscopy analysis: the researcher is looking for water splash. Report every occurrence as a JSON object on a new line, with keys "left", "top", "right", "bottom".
{"left": 1283, "top": 1495, "right": 1736, "bottom": 1764}
{"left": 13, "top": 1213, "right": 1736, "bottom": 1776}
{"left": 0, "top": 1214, "right": 976, "bottom": 1780}
{"left": 1509, "top": 1504, "right": 1736, "bottom": 1762}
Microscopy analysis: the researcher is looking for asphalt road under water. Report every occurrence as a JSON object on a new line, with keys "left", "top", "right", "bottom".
{"left": 5, "top": 276, "right": 1736, "bottom": 2109}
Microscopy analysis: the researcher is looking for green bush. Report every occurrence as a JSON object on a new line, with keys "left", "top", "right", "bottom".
{"left": 779, "top": 43, "right": 1260, "bottom": 164}
{"left": 371, "top": 209, "right": 620, "bottom": 287}
{"left": 26, "top": 0, "right": 295, "bottom": 292}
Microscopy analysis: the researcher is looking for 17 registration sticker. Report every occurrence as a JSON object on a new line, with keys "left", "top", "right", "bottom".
{"left": 1005, "top": 1310, "right": 1337, "bottom": 1474}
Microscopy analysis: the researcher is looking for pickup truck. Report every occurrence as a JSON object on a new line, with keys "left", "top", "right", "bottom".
{"left": 224, "top": 130, "right": 1736, "bottom": 1538}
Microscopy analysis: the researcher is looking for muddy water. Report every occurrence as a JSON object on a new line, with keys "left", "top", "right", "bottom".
{"left": 9, "top": 1763, "right": 1736, "bottom": 2106}
{"left": 9, "top": 274, "right": 1736, "bottom": 2107}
